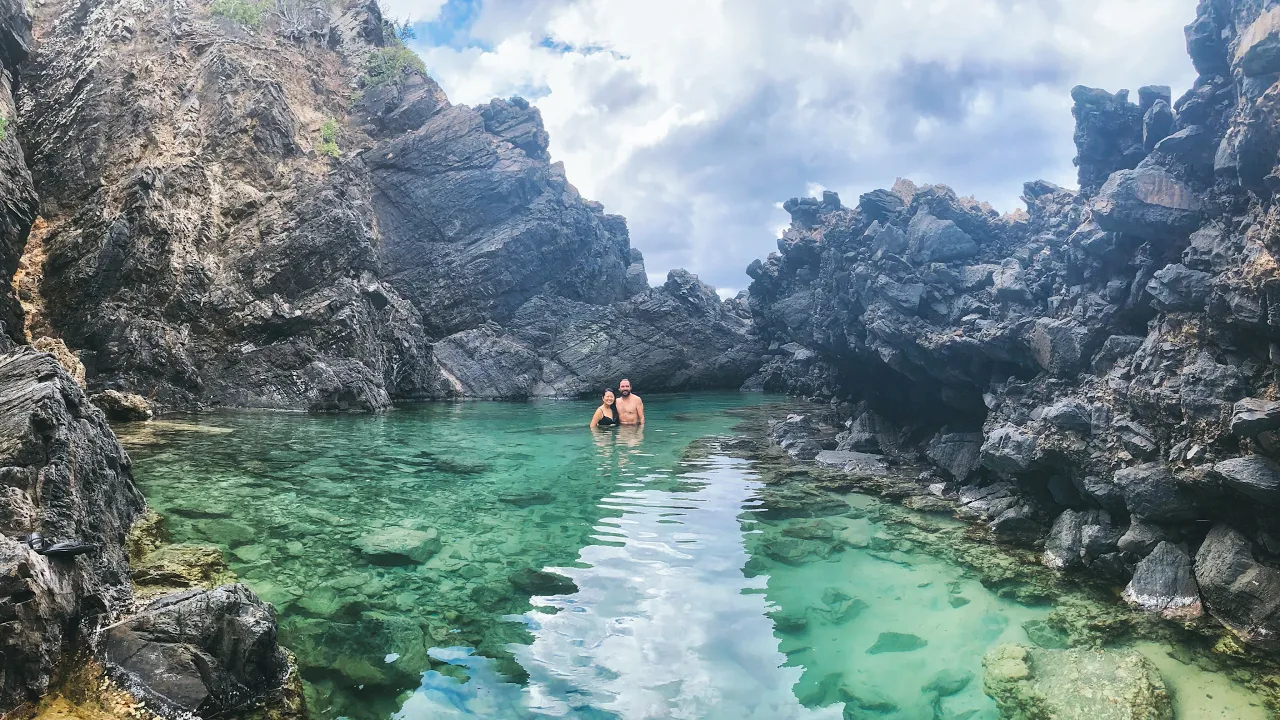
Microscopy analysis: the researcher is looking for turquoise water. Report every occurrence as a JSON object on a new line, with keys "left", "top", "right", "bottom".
{"left": 120, "top": 394, "right": 1271, "bottom": 720}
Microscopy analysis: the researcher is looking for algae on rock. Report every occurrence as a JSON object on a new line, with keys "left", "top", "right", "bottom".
{"left": 983, "top": 643, "right": 1173, "bottom": 720}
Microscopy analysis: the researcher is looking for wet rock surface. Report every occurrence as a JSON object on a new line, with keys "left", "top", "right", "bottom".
{"left": 745, "top": 0, "right": 1280, "bottom": 660}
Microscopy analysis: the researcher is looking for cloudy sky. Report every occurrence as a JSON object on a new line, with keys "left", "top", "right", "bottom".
{"left": 388, "top": 0, "right": 1199, "bottom": 295}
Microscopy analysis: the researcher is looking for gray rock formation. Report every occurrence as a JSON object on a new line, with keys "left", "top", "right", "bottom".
{"left": 14, "top": 0, "right": 759, "bottom": 411}
{"left": 0, "top": 0, "right": 35, "bottom": 346}
{"left": 1122, "top": 542, "right": 1202, "bottom": 621}
{"left": 744, "top": 0, "right": 1280, "bottom": 655}
{"left": 0, "top": 349, "right": 144, "bottom": 710}
{"left": 105, "top": 584, "right": 291, "bottom": 717}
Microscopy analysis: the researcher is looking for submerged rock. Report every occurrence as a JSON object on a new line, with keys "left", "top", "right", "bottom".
{"left": 923, "top": 668, "right": 974, "bottom": 697}
{"left": 866, "top": 632, "right": 927, "bottom": 654}
{"left": 131, "top": 543, "right": 236, "bottom": 600}
{"left": 353, "top": 527, "right": 441, "bottom": 566}
{"left": 982, "top": 644, "right": 1172, "bottom": 720}
{"left": 508, "top": 568, "right": 578, "bottom": 596}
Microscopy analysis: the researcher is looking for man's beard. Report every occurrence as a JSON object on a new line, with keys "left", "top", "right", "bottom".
{"left": 620, "top": 389, "right": 630, "bottom": 396}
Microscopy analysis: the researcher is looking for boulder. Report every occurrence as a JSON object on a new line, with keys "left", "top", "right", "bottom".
{"left": 1142, "top": 99, "right": 1173, "bottom": 152}
{"left": 990, "top": 505, "right": 1047, "bottom": 544}
{"left": 508, "top": 568, "right": 577, "bottom": 596}
{"left": 1122, "top": 542, "right": 1203, "bottom": 621}
{"left": 89, "top": 389, "right": 154, "bottom": 422}
{"left": 104, "top": 584, "right": 290, "bottom": 717}
{"left": 353, "top": 527, "right": 440, "bottom": 566}
{"left": 1194, "top": 525, "right": 1280, "bottom": 650}
{"left": 1040, "top": 400, "right": 1092, "bottom": 433}
{"left": 1137, "top": 85, "right": 1172, "bottom": 112}
{"left": 1029, "top": 318, "right": 1089, "bottom": 375}
{"left": 981, "top": 425, "right": 1038, "bottom": 478}
{"left": 906, "top": 211, "right": 978, "bottom": 263}
{"left": 1230, "top": 398, "right": 1280, "bottom": 438}
{"left": 1090, "top": 167, "right": 1203, "bottom": 240}
{"left": 1145, "top": 263, "right": 1212, "bottom": 311}
{"left": 1118, "top": 518, "right": 1177, "bottom": 556}
{"left": 1115, "top": 463, "right": 1202, "bottom": 523}
{"left": 959, "top": 264, "right": 998, "bottom": 290}
{"left": 1043, "top": 510, "right": 1122, "bottom": 570}
{"left": 982, "top": 644, "right": 1172, "bottom": 720}
{"left": 869, "top": 222, "right": 908, "bottom": 256}
{"left": 858, "top": 189, "right": 905, "bottom": 222}
{"left": 925, "top": 431, "right": 984, "bottom": 482}
{"left": 1210, "top": 455, "right": 1280, "bottom": 506}
{"left": 992, "top": 258, "right": 1033, "bottom": 304}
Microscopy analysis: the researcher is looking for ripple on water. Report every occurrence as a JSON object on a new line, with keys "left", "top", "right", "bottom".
{"left": 119, "top": 395, "right": 1275, "bottom": 720}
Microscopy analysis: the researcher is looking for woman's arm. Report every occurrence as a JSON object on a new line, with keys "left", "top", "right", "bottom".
{"left": 590, "top": 407, "right": 604, "bottom": 427}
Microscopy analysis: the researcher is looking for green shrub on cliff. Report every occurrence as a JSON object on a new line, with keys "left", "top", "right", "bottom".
{"left": 318, "top": 118, "right": 340, "bottom": 157}
{"left": 363, "top": 46, "right": 426, "bottom": 88}
{"left": 0, "top": 115, "right": 7, "bottom": 142}
{"left": 211, "top": 0, "right": 266, "bottom": 28}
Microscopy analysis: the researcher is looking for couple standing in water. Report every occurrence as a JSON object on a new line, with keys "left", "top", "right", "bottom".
{"left": 589, "top": 379, "right": 645, "bottom": 428}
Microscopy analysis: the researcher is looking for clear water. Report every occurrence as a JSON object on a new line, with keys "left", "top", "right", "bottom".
{"left": 119, "top": 394, "right": 1272, "bottom": 720}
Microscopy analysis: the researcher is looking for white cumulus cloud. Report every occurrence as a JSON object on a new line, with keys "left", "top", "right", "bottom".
{"left": 411, "top": 0, "right": 1198, "bottom": 291}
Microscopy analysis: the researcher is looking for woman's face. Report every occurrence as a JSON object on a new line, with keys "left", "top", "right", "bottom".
{"left": 603, "top": 391, "right": 615, "bottom": 405}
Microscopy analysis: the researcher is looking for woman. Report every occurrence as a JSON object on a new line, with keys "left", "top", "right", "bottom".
{"left": 590, "top": 389, "right": 621, "bottom": 428}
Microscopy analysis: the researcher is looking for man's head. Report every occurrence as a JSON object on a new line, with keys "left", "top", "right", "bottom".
{"left": 618, "top": 379, "right": 632, "bottom": 397}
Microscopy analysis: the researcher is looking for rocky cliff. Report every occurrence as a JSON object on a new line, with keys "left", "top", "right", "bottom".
{"left": 15, "top": 0, "right": 758, "bottom": 412}
{"left": 747, "top": 0, "right": 1280, "bottom": 658}
{"left": 0, "top": 0, "right": 35, "bottom": 347}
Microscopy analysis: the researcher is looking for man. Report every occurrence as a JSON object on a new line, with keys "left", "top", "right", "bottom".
{"left": 615, "top": 378, "right": 645, "bottom": 425}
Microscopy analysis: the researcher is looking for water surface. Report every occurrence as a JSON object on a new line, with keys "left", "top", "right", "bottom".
{"left": 121, "top": 394, "right": 1270, "bottom": 720}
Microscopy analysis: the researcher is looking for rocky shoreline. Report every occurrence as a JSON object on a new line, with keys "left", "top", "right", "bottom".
{"left": 741, "top": 0, "right": 1280, "bottom": 676}
{"left": 711, "top": 406, "right": 1280, "bottom": 716}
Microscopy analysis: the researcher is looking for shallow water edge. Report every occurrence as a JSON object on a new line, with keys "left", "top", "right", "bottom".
{"left": 115, "top": 394, "right": 1280, "bottom": 719}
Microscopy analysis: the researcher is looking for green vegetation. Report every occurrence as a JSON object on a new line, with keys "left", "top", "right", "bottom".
{"left": 0, "top": 115, "right": 7, "bottom": 143}
{"left": 318, "top": 118, "right": 340, "bottom": 158}
{"left": 210, "top": 0, "right": 266, "bottom": 28}
{"left": 382, "top": 17, "right": 416, "bottom": 42}
{"left": 362, "top": 46, "right": 426, "bottom": 88}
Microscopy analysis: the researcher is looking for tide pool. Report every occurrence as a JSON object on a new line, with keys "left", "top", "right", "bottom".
{"left": 120, "top": 394, "right": 1272, "bottom": 720}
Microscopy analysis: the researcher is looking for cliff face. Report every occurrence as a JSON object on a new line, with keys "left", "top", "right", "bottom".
{"left": 746, "top": 0, "right": 1280, "bottom": 654}
{"left": 16, "top": 0, "right": 759, "bottom": 412}
{"left": 0, "top": 0, "right": 35, "bottom": 347}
